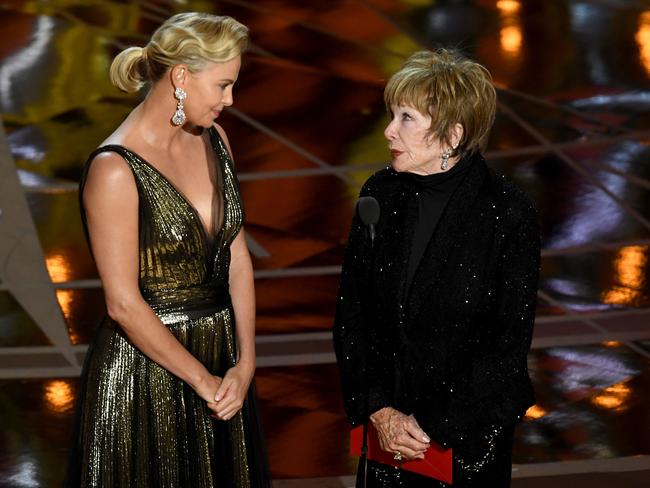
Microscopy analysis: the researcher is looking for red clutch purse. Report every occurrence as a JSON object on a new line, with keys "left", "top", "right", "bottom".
{"left": 350, "top": 423, "right": 453, "bottom": 485}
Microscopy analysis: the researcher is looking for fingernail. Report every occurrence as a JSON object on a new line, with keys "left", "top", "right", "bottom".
{"left": 422, "top": 436, "right": 430, "bottom": 442}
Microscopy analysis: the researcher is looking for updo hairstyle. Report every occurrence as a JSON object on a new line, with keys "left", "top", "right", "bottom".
{"left": 110, "top": 12, "right": 249, "bottom": 93}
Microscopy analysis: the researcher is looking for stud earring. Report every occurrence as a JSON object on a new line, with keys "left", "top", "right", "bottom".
{"left": 441, "top": 149, "right": 451, "bottom": 171}
{"left": 171, "top": 87, "right": 187, "bottom": 126}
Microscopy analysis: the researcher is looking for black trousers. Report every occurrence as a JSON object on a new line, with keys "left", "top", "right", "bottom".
{"left": 365, "top": 425, "right": 515, "bottom": 488}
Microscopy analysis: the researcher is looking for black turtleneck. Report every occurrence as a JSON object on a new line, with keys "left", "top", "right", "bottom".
{"left": 402, "top": 154, "right": 474, "bottom": 287}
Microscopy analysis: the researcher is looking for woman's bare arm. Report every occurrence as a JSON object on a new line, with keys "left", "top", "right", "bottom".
{"left": 210, "top": 229, "right": 256, "bottom": 420}
{"left": 209, "top": 124, "right": 256, "bottom": 420}
{"left": 83, "top": 152, "right": 220, "bottom": 402}
{"left": 227, "top": 229, "right": 256, "bottom": 369}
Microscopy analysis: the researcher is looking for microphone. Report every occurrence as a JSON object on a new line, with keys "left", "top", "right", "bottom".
{"left": 356, "top": 196, "right": 380, "bottom": 247}
{"left": 354, "top": 195, "right": 380, "bottom": 488}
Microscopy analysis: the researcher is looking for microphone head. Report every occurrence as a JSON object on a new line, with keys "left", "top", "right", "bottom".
{"left": 356, "top": 196, "right": 380, "bottom": 226}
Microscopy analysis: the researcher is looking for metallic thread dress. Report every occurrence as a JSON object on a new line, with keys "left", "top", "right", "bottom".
{"left": 65, "top": 127, "right": 270, "bottom": 488}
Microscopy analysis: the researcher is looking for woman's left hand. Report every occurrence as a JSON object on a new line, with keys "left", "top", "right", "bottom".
{"left": 208, "top": 361, "right": 255, "bottom": 421}
{"left": 370, "top": 407, "right": 430, "bottom": 460}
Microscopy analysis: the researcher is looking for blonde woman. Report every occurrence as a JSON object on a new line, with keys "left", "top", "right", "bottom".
{"left": 334, "top": 49, "right": 541, "bottom": 487}
{"left": 65, "top": 13, "right": 270, "bottom": 487}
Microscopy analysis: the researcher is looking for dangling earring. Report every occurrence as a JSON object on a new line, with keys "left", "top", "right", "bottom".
{"left": 171, "top": 87, "right": 187, "bottom": 126}
{"left": 441, "top": 149, "right": 451, "bottom": 171}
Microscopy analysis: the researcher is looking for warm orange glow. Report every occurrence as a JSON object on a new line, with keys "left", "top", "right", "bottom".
{"left": 45, "top": 380, "right": 74, "bottom": 413}
{"left": 496, "top": 0, "right": 522, "bottom": 59}
{"left": 602, "top": 246, "right": 648, "bottom": 305}
{"left": 602, "top": 340, "right": 622, "bottom": 348}
{"left": 603, "top": 287, "right": 635, "bottom": 305}
{"left": 592, "top": 383, "right": 631, "bottom": 412}
{"left": 636, "top": 12, "right": 650, "bottom": 77}
{"left": 55, "top": 289, "right": 81, "bottom": 344}
{"left": 500, "top": 25, "right": 523, "bottom": 54}
{"left": 56, "top": 289, "right": 73, "bottom": 318}
{"left": 45, "top": 253, "right": 72, "bottom": 283}
{"left": 617, "top": 246, "right": 648, "bottom": 285}
{"left": 68, "top": 328, "right": 81, "bottom": 345}
{"left": 524, "top": 404, "right": 547, "bottom": 420}
{"left": 497, "top": 0, "right": 521, "bottom": 15}
{"left": 49, "top": 254, "right": 76, "bottom": 336}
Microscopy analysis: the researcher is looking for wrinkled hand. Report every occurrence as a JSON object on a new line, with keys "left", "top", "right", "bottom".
{"left": 369, "top": 407, "right": 430, "bottom": 461}
{"left": 207, "top": 362, "right": 255, "bottom": 421}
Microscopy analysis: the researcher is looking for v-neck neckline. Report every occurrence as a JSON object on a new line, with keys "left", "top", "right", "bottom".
{"left": 104, "top": 128, "right": 223, "bottom": 248}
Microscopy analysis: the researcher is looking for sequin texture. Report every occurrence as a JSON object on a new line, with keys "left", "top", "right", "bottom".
{"left": 333, "top": 153, "right": 541, "bottom": 486}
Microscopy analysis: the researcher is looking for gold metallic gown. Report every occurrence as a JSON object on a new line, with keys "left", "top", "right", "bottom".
{"left": 65, "top": 127, "right": 270, "bottom": 488}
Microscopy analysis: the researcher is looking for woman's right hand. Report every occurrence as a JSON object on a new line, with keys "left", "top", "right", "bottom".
{"left": 193, "top": 374, "right": 223, "bottom": 409}
{"left": 369, "top": 407, "right": 431, "bottom": 460}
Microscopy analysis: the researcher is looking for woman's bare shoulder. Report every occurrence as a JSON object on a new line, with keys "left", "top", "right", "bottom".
{"left": 86, "top": 121, "right": 139, "bottom": 184}
{"left": 83, "top": 151, "right": 138, "bottom": 207}
{"left": 86, "top": 151, "right": 133, "bottom": 183}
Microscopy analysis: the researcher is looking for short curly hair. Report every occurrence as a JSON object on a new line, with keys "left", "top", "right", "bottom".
{"left": 384, "top": 49, "right": 496, "bottom": 156}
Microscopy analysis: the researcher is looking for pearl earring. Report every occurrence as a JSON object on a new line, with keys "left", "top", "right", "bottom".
{"left": 171, "top": 87, "right": 187, "bottom": 126}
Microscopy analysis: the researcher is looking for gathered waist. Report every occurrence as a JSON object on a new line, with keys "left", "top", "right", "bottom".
{"left": 143, "top": 283, "right": 232, "bottom": 324}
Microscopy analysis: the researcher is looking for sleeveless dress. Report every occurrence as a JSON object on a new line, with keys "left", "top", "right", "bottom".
{"left": 65, "top": 127, "right": 270, "bottom": 488}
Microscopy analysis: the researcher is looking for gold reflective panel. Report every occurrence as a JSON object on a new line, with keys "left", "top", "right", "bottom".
{"left": 49, "top": 255, "right": 79, "bottom": 342}
{"left": 602, "top": 246, "right": 649, "bottom": 306}
{"left": 44, "top": 380, "right": 74, "bottom": 413}
{"left": 636, "top": 11, "right": 650, "bottom": 77}
{"left": 45, "top": 253, "right": 72, "bottom": 283}
{"left": 55, "top": 290, "right": 73, "bottom": 318}
{"left": 55, "top": 289, "right": 79, "bottom": 344}
{"left": 524, "top": 404, "right": 547, "bottom": 420}
{"left": 496, "top": 0, "right": 523, "bottom": 71}
{"left": 500, "top": 25, "right": 523, "bottom": 55}
{"left": 497, "top": 0, "right": 521, "bottom": 15}
{"left": 592, "top": 382, "right": 632, "bottom": 413}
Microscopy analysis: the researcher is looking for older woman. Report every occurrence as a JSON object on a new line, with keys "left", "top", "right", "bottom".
{"left": 334, "top": 49, "right": 540, "bottom": 487}
{"left": 65, "top": 13, "right": 269, "bottom": 487}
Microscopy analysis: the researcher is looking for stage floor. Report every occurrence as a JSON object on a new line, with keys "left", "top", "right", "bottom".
{"left": 1, "top": 0, "right": 650, "bottom": 485}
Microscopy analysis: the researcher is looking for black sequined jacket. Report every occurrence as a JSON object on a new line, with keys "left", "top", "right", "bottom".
{"left": 333, "top": 153, "right": 541, "bottom": 451}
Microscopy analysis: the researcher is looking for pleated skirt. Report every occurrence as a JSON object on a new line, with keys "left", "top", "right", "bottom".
{"left": 64, "top": 307, "right": 270, "bottom": 488}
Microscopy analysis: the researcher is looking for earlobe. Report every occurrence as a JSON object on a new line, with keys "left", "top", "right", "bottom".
{"left": 451, "top": 123, "right": 464, "bottom": 149}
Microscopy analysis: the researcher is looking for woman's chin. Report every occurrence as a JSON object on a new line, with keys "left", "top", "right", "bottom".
{"left": 191, "top": 118, "right": 214, "bottom": 129}
{"left": 391, "top": 161, "right": 408, "bottom": 172}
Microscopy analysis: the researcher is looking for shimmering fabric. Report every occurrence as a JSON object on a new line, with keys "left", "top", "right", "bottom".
{"left": 403, "top": 153, "right": 473, "bottom": 288}
{"left": 333, "top": 153, "right": 540, "bottom": 486}
{"left": 65, "top": 127, "right": 270, "bottom": 487}
{"left": 366, "top": 424, "right": 514, "bottom": 487}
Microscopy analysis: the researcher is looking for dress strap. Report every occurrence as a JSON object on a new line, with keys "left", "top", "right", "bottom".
{"left": 80, "top": 145, "right": 144, "bottom": 194}
{"left": 83, "top": 145, "right": 142, "bottom": 175}
{"left": 86, "top": 144, "right": 132, "bottom": 161}
{"left": 207, "top": 126, "right": 236, "bottom": 175}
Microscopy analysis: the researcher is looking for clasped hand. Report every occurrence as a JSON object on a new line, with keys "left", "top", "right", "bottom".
{"left": 195, "top": 363, "right": 254, "bottom": 421}
{"left": 369, "top": 407, "right": 430, "bottom": 460}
